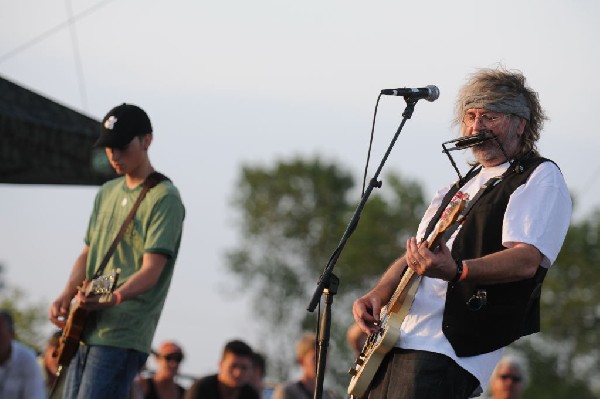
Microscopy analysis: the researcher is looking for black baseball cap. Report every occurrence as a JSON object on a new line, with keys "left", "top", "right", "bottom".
{"left": 94, "top": 103, "right": 152, "bottom": 148}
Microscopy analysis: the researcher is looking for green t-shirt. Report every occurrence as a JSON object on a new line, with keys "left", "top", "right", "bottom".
{"left": 82, "top": 176, "right": 185, "bottom": 353}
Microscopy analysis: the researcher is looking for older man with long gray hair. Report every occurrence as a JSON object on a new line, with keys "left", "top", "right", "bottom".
{"left": 352, "top": 67, "right": 571, "bottom": 398}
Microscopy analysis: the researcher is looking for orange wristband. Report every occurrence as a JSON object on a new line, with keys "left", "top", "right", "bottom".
{"left": 114, "top": 291, "right": 123, "bottom": 305}
{"left": 459, "top": 262, "right": 469, "bottom": 282}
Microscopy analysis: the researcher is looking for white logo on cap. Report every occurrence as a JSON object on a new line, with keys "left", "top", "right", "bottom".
{"left": 104, "top": 116, "right": 118, "bottom": 130}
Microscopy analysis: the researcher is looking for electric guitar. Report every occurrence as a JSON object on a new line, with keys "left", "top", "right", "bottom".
{"left": 53, "top": 269, "right": 121, "bottom": 373}
{"left": 347, "top": 196, "right": 467, "bottom": 398}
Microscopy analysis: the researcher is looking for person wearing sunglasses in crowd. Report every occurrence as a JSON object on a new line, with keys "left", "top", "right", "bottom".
{"left": 140, "top": 341, "right": 186, "bottom": 399}
{"left": 352, "top": 67, "right": 571, "bottom": 398}
{"left": 488, "top": 355, "right": 526, "bottom": 399}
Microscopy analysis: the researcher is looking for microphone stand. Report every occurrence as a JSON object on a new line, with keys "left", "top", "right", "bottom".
{"left": 306, "top": 98, "right": 420, "bottom": 399}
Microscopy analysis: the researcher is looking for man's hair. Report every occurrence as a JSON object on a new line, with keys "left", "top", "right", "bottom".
{"left": 295, "top": 332, "right": 316, "bottom": 362}
{"left": 454, "top": 66, "right": 547, "bottom": 159}
{"left": 251, "top": 352, "right": 266, "bottom": 376}
{"left": 0, "top": 310, "right": 15, "bottom": 334}
{"left": 222, "top": 339, "right": 253, "bottom": 359}
{"left": 491, "top": 354, "right": 529, "bottom": 388}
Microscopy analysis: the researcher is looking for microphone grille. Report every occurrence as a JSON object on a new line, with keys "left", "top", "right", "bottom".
{"left": 425, "top": 85, "right": 440, "bottom": 102}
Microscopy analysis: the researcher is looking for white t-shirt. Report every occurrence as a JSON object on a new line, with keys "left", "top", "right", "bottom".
{"left": 397, "top": 161, "right": 571, "bottom": 394}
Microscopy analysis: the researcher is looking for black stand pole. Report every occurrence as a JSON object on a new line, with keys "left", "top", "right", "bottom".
{"left": 307, "top": 99, "right": 419, "bottom": 399}
{"left": 313, "top": 274, "right": 338, "bottom": 399}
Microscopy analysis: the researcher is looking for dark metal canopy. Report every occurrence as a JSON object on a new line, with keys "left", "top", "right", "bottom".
{"left": 0, "top": 74, "right": 115, "bottom": 185}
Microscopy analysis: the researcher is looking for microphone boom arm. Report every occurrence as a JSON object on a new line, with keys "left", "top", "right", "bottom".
{"left": 307, "top": 98, "right": 421, "bottom": 399}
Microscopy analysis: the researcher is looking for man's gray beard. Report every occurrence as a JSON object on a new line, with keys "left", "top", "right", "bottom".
{"left": 471, "top": 128, "right": 518, "bottom": 165}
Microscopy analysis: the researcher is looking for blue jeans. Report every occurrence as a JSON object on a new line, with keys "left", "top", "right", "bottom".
{"left": 63, "top": 345, "right": 148, "bottom": 399}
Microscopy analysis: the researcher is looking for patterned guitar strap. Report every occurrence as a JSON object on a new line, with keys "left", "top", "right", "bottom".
{"left": 422, "top": 166, "right": 505, "bottom": 245}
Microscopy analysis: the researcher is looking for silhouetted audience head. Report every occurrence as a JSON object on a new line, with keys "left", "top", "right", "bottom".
{"left": 43, "top": 330, "right": 62, "bottom": 375}
{"left": 218, "top": 339, "right": 254, "bottom": 388}
{"left": 0, "top": 309, "right": 45, "bottom": 397}
{"left": 295, "top": 333, "right": 315, "bottom": 363}
{"left": 0, "top": 310, "right": 15, "bottom": 334}
{"left": 155, "top": 340, "right": 185, "bottom": 378}
{"left": 295, "top": 332, "right": 318, "bottom": 381}
{"left": 0, "top": 310, "right": 15, "bottom": 361}
{"left": 489, "top": 354, "right": 528, "bottom": 399}
{"left": 250, "top": 351, "right": 266, "bottom": 392}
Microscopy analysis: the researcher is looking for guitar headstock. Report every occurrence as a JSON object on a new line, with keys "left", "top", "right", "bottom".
{"left": 84, "top": 269, "right": 121, "bottom": 297}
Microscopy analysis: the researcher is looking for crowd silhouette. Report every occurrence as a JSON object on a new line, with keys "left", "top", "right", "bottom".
{"left": 1, "top": 308, "right": 538, "bottom": 399}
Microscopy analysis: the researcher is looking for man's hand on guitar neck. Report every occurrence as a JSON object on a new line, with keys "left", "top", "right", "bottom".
{"left": 49, "top": 282, "right": 119, "bottom": 327}
{"left": 75, "top": 289, "right": 120, "bottom": 310}
{"left": 405, "top": 237, "right": 457, "bottom": 281}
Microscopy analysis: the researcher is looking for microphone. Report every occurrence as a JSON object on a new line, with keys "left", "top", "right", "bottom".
{"left": 380, "top": 85, "right": 440, "bottom": 102}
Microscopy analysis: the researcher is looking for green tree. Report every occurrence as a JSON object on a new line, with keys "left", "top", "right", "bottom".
{"left": 512, "top": 208, "right": 600, "bottom": 397}
{"left": 227, "top": 156, "right": 600, "bottom": 396}
{"left": 226, "top": 157, "right": 425, "bottom": 390}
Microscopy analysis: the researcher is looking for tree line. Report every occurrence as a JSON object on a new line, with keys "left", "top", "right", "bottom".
{"left": 225, "top": 157, "right": 599, "bottom": 398}
{"left": 2, "top": 156, "right": 598, "bottom": 397}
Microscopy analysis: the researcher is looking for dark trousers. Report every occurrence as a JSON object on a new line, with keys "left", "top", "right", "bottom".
{"left": 366, "top": 348, "right": 480, "bottom": 399}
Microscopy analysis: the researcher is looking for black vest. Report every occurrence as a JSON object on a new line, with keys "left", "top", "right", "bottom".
{"left": 434, "top": 155, "right": 550, "bottom": 356}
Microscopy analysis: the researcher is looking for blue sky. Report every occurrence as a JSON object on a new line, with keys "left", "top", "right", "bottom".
{"left": 1, "top": 0, "right": 599, "bottom": 381}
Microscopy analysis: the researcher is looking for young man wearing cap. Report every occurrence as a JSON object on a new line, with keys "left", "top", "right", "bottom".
{"left": 49, "top": 103, "right": 185, "bottom": 399}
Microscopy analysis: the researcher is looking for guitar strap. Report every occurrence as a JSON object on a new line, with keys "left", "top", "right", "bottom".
{"left": 48, "top": 173, "right": 170, "bottom": 399}
{"left": 424, "top": 150, "right": 542, "bottom": 242}
{"left": 92, "top": 172, "right": 169, "bottom": 280}
{"left": 422, "top": 165, "right": 511, "bottom": 244}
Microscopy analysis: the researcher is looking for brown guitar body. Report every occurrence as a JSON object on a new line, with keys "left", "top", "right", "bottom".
{"left": 53, "top": 270, "right": 120, "bottom": 371}
{"left": 55, "top": 304, "right": 89, "bottom": 367}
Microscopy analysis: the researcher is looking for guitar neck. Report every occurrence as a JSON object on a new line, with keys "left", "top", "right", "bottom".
{"left": 386, "top": 267, "right": 418, "bottom": 315}
{"left": 385, "top": 202, "right": 462, "bottom": 315}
